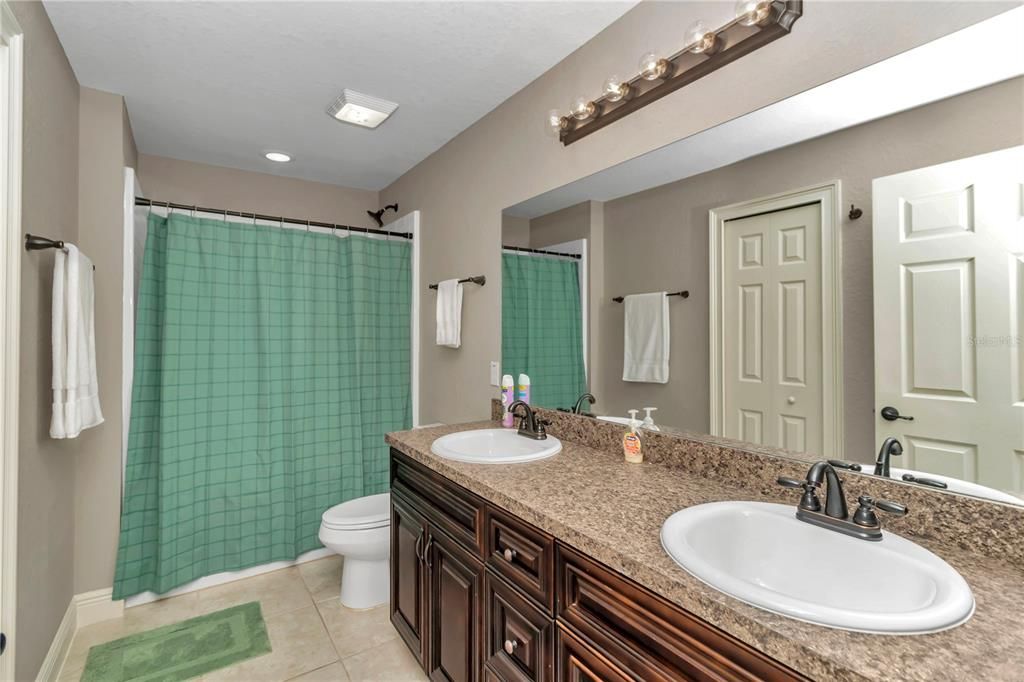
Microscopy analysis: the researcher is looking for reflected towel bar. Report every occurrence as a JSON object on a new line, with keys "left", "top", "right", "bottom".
{"left": 613, "top": 290, "right": 688, "bottom": 303}
{"left": 429, "top": 275, "right": 486, "bottom": 290}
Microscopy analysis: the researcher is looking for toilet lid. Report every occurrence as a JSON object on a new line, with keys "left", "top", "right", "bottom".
{"left": 321, "top": 493, "right": 390, "bottom": 530}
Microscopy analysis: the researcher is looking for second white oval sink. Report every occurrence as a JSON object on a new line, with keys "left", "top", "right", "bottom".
{"left": 431, "top": 428, "right": 561, "bottom": 464}
{"left": 661, "top": 501, "right": 974, "bottom": 634}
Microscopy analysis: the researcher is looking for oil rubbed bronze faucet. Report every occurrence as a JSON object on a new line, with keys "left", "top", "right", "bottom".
{"left": 778, "top": 461, "right": 908, "bottom": 541}
{"left": 508, "top": 401, "right": 550, "bottom": 440}
{"left": 571, "top": 393, "right": 596, "bottom": 415}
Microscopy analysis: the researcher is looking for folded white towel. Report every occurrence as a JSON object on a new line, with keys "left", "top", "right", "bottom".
{"left": 622, "top": 292, "right": 670, "bottom": 383}
{"left": 51, "top": 244, "right": 104, "bottom": 438}
{"left": 435, "top": 279, "right": 464, "bottom": 348}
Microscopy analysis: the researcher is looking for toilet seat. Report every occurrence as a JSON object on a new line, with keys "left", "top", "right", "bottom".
{"left": 321, "top": 492, "right": 390, "bottom": 531}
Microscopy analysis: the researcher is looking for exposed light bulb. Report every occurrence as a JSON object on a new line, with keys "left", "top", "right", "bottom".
{"left": 570, "top": 96, "right": 596, "bottom": 121}
{"left": 545, "top": 108, "right": 567, "bottom": 137}
{"left": 602, "top": 75, "right": 629, "bottom": 103}
{"left": 638, "top": 52, "right": 671, "bottom": 81}
{"left": 685, "top": 20, "right": 718, "bottom": 54}
{"left": 735, "top": 0, "right": 772, "bottom": 27}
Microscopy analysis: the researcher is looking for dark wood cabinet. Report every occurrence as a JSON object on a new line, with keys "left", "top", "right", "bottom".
{"left": 426, "top": 527, "right": 484, "bottom": 682}
{"left": 391, "top": 449, "right": 807, "bottom": 682}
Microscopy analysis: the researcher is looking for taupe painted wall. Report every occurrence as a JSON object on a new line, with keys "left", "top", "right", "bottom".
{"left": 75, "top": 87, "right": 135, "bottom": 595}
{"left": 500, "top": 214, "right": 530, "bottom": 248}
{"left": 11, "top": 2, "right": 80, "bottom": 678}
{"left": 137, "top": 154, "right": 380, "bottom": 228}
{"left": 381, "top": 1, "right": 1016, "bottom": 425}
{"left": 596, "top": 78, "right": 1024, "bottom": 462}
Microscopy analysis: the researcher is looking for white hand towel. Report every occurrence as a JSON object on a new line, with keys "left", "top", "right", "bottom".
{"left": 435, "top": 279, "right": 464, "bottom": 348}
{"left": 51, "top": 244, "right": 104, "bottom": 438}
{"left": 622, "top": 292, "right": 670, "bottom": 383}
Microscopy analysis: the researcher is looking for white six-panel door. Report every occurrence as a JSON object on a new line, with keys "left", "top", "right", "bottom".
{"left": 723, "top": 203, "right": 823, "bottom": 454}
{"left": 873, "top": 146, "right": 1024, "bottom": 496}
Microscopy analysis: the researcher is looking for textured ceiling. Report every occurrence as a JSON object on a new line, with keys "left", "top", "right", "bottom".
{"left": 46, "top": 1, "right": 636, "bottom": 190}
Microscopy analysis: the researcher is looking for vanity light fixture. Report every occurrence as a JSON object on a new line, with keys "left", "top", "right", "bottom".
{"left": 264, "top": 151, "right": 292, "bottom": 163}
{"left": 548, "top": 0, "right": 803, "bottom": 145}
{"left": 327, "top": 89, "right": 399, "bottom": 129}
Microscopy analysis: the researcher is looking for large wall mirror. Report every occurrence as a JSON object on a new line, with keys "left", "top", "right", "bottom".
{"left": 500, "top": 12, "right": 1024, "bottom": 505}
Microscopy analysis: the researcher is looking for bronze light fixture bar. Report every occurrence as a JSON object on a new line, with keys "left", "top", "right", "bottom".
{"left": 556, "top": 1, "right": 803, "bottom": 146}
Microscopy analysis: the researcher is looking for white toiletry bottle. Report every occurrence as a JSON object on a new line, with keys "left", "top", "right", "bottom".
{"left": 623, "top": 409, "right": 643, "bottom": 464}
{"left": 642, "top": 407, "right": 657, "bottom": 430}
{"left": 501, "top": 375, "right": 515, "bottom": 427}
{"left": 517, "top": 373, "right": 531, "bottom": 405}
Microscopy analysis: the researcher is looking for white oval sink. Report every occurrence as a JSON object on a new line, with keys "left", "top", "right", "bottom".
{"left": 878, "top": 467, "right": 1023, "bottom": 505}
{"left": 661, "top": 501, "right": 974, "bottom": 634}
{"left": 431, "top": 428, "right": 561, "bottom": 464}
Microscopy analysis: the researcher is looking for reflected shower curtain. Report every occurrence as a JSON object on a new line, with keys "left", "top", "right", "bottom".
{"left": 501, "top": 253, "right": 586, "bottom": 409}
{"left": 113, "top": 213, "right": 411, "bottom": 598}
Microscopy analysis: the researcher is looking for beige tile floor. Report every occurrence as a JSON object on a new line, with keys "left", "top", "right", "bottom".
{"left": 58, "top": 556, "right": 427, "bottom": 682}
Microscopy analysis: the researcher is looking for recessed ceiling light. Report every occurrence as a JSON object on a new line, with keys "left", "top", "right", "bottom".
{"left": 264, "top": 151, "right": 291, "bottom": 163}
{"left": 327, "top": 89, "right": 398, "bottom": 129}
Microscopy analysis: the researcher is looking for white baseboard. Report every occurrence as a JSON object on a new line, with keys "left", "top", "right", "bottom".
{"left": 34, "top": 599, "right": 75, "bottom": 682}
{"left": 75, "top": 588, "right": 124, "bottom": 628}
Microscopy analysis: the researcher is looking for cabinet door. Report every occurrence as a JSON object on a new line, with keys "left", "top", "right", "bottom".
{"left": 426, "top": 527, "right": 484, "bottom": 682}
{"left": 391, "top": 493, "right": 428, "bottom": 666}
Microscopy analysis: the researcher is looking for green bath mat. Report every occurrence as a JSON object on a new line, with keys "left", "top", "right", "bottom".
{"left": 80, "top": 601, "right": 272, "bottom": 682}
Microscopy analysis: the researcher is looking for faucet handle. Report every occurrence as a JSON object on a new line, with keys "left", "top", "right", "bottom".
{"left": 828, "top": 459, "right": 862, "bottom": 472}
{"left": 777, "top": 477, "right": 821, "bottom": 513}
{"left": 874, "top": 499, "right": 908, "bottom": 516}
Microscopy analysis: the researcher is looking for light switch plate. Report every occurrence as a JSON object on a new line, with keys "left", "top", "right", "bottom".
{"left": 489, "top": 361, "right": 500, "bottom": 386}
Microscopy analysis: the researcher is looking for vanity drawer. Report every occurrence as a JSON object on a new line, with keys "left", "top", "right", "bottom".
{"left": 556, "top": 544, "right": 808, "bottom": 682}
{"left": 391, "top": 449, "right": 485, "bottom": 557}
{"left": 486, "top": 507, "right": 555, "bottom": 613}
{"left": 555, "top": 625, "right": 633, "bottom": 682}
{"left": 483, "top": 570, "right": 554, "bottom": 682}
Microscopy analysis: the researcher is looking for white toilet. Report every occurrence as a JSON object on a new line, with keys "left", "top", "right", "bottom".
{"left": 318, "top": 492, "right": 391, "bottom": 609}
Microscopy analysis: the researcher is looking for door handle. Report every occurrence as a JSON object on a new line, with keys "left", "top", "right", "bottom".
{"left": 423, "top": 536, "right": 434, "bottom": 569}
{"left": 880, "top": 406, "right": 914, "bottom": 422}
{"left": 414, "top": 532, "right": 424, "bottom": 563}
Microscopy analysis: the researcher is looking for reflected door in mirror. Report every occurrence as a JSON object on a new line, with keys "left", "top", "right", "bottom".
{"left": 723, "top": 203, "right": 823, "bottom": 454}
{"left": 873, "top": 146, "right": 1024, "bottom": 498}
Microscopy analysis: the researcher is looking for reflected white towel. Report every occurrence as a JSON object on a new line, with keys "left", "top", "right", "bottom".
{"left": 435, "top": 279, "right": 464, "bottom": 348}
{"left": 51, "top": 244, "right": 103, "bottom": 438}
{"left": 623, "top": 292, "right": 670, "bottom": 383}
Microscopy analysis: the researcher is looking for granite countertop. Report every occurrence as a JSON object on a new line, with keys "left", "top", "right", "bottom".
{"left": 386, "top": 421, "right": 1024, "bottom": 682}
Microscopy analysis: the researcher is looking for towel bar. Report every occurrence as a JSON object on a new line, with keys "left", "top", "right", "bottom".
{"left": 613, "top": 290, "right": 688, "bottom": 303}
{"left": 429, "top": 275, "right": 486, "bottom": 290}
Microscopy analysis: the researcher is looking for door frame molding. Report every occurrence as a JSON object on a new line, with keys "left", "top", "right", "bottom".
{"left": 708, "top": 181, "right": 844, "bottom": 457}
{"left": 0, "top": 2, "right": 23, "bottom": 678}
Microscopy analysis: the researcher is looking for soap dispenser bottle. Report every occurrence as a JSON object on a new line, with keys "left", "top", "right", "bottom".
{"left": 642, "top": 407, "right": 657, "bottom": 430}
{"left": 623, "top": 409, "right": 643, "bottom": 464}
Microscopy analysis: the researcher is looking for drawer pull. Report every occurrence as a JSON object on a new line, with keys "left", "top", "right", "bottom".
{"left": 503, "top": 639, "right": 519, "bottom": 655}
{"left": 503, "top": 548, "right": 517, "bottom": 562}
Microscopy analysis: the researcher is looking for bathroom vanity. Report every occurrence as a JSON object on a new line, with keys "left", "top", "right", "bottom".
{"left": 388, "top": 446, "right": 805, "bottom": 682}
{"left": 386, "top": 416, "right": 1024, "bottom": 682}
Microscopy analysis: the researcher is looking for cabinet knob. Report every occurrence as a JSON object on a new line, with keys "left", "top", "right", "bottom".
{"left": 787, "top": 396, "right": 796, "bottom": 405}
{"left": 502, "top": 548, "right": 517, "bottom": 562}
{"left": 503, "top": 639, "right": 519, "bottom": 655}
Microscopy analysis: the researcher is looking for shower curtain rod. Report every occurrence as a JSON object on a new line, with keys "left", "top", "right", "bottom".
{"left": 502, "top": 244, "right": 581, "bottom": 259}
{"left": 135, "top": 197, "right": 413, "bottom": 240}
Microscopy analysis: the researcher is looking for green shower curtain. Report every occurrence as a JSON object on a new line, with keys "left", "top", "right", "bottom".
{"left": 113, "top": 213, "right": 411, "bottom": 599}
{"left": 501, "top": 252, "right": 586, "bottom": 409}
